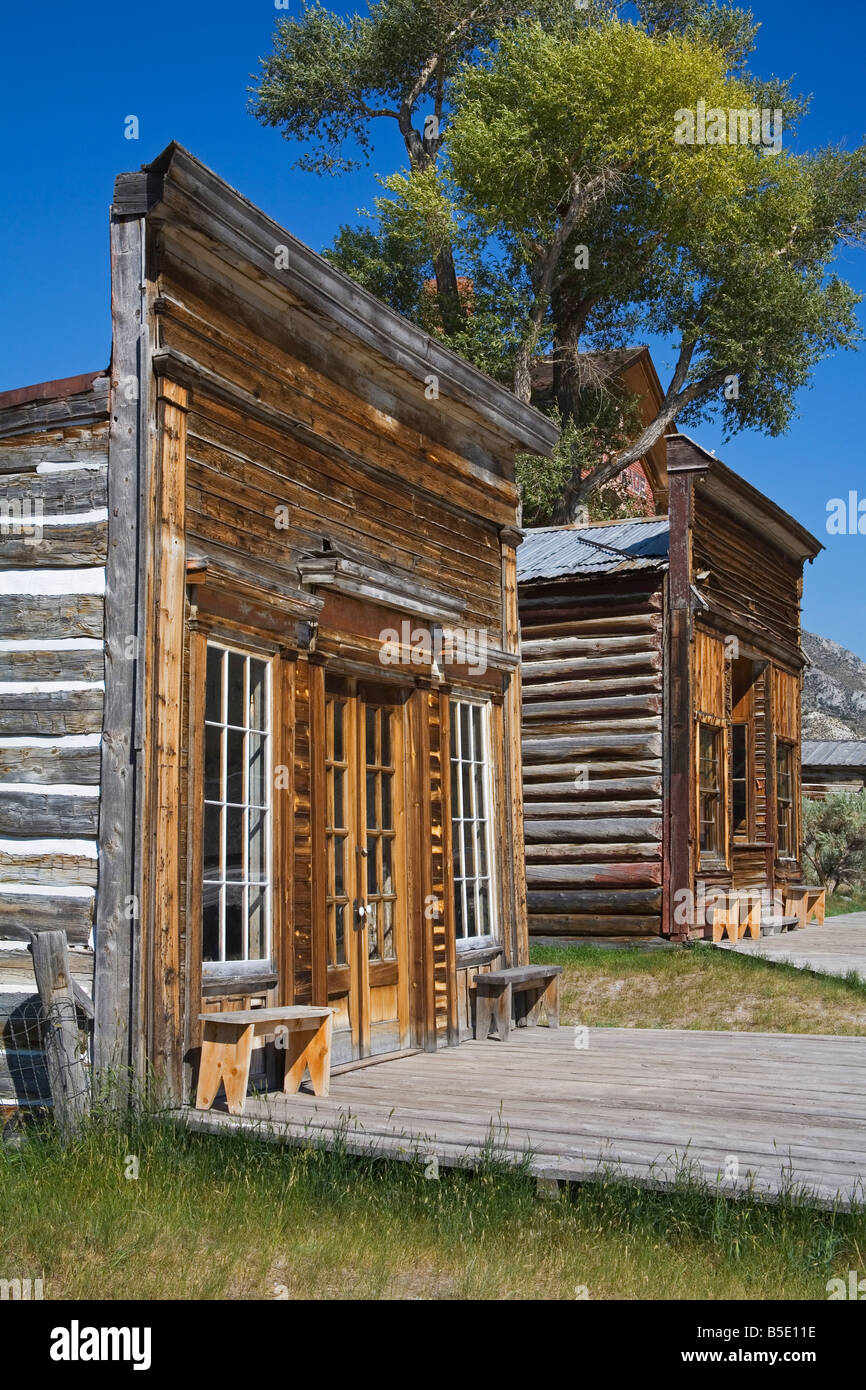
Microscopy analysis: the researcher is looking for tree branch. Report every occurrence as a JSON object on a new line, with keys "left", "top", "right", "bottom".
{"left": 550, "top": 338, "right": 732, "bottom": 521}
{"left": 512, "top": 166, "right": 622, "bottom": 402}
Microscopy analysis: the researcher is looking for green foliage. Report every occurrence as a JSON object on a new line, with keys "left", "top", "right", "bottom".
{"left": 252, "top": 0, "right": 866, "bottom": 516}
{"left": 802, "top": 792, "right": 866, "bottom": 894}
{"left": 517, "top": 392, "right": 647, "bottom": 524}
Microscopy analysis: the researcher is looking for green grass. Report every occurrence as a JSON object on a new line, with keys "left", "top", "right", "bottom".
{"left": 827, "top": 891, "right": 866, "bottom": 917}
{"left": 1, "top": 1114, "right": 864, "bottom": 1300}
{"left": 530, "top": 942, "right": 866, "bottom": 1035}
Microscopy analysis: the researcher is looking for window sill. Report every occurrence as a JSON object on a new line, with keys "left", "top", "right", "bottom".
{"left": 201, "top": 963, "right": 278, "bottom": 997}
{"left": 455, "top": 941, "right": 503, "bottom": 969}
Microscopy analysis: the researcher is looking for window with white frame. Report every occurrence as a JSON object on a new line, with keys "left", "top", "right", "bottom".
{"left": 202, "top": 643, "right": 272, "bottom": 964}
{"left": 449, "top": 698, "right": 497, "bottom": 944}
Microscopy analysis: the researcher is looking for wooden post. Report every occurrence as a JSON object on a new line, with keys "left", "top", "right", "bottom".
{"left": 94, "top": 206, "right": 150, "bottom": 1100}
{"left": 148, "top": 378, "right": 189, "bottom": 1100}
{"left": 500, "top": 527, "right": 528, "bottom": 964}
{"left": 667, "top": 469, "right": 695, "bottom": 941}
{"left": 32, "top": 931, "right": 90, "bottom": 1137}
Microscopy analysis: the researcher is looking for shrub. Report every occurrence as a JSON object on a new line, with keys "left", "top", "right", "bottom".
{"left": 801, "top": 792, "right": 866, "bottom": 893}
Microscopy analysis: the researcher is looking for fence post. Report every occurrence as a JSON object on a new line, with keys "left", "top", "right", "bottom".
{"left": 31, "top": 931, "right": 90, "bottom": 1136}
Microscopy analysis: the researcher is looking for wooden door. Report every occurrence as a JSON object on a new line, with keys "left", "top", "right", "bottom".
{"left": 324, "top": 677, "right": 409, "bottom": 1062}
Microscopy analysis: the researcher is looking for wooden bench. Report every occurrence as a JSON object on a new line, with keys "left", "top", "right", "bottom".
{"left": 784, "top": 885, "right": 826, "bottom": 929}
{"left": 195, "top": 1006, "right": 334, "bottom": 1115}
{"left": 473, "top": 965, "right": 562, "bottom": 1042}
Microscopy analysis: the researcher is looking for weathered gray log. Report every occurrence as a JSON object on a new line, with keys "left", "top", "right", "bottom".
{"left": 0, "top": 848, "right": 98, "bottom": 887}
{"left": 522, "top": 733, "right": 662, "bottom": 759}
{"left": 0, "top": 520, "right": 107, "bottom": 567}
{"left": 0, "top": 439, "right": 108, "bottom": 473}
{"left": 521, "top": 634, "right": 660, "bottom": 656}
{"left": 526, "top": 862, "right": 663, "bottom": 886}
{"left": 527, "top": 888, "right": 663, "bottom": 912}
{"left": 523, "top": 776, "right": 663, "bottom": 799}
{"left": 526, "top": 914, "right": 662, "bottom": 935}
{"left": 0, "top": 648, "right": 104, "bottom": 683}
{"left": 521, "top": 652, "right": 660, "bottom": 678}
{"left": 522, "top": 695, "right": 662, "bottom": 720}
{"left": 524, "top": 817, "right": 662, "bottom": 843}
{"left": 0, "top": 593, "right": 104, "bottom": 639}
{"left": 523, "top": 758, "right": 662, "bottom": 779}
{"left": 0, "top": 894, "right": 94, "bottom": 944}
{"left": 31, "top": 930, "right": 90, "bottom": 1135}
{"left": 0, "top": 745, "right": 101, "bottom": 785}
{"left": 525, "top": 841, "right": 662, "bottom": 862}
{"left": 523, "top": 799, "right": 663, "bottom": 818}
{"left": 522, "top": 675, "right": 660, "bottom": 698}
{"left": 0, "top": 688, "right": 104, "bottom": 736}
{"left": 0, "top": 791, "right": 98, "bottom": 837}
{"left": 0, "top": 469, "right": 107, "bottom": 510}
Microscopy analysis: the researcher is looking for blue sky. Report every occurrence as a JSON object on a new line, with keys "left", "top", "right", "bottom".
{"left": 1, "top": 1, "right": 864, "bottom": 656}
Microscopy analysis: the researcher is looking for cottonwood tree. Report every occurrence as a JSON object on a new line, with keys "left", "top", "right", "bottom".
{"left": 252, "top": 3, "right": 866, "bottom": 518}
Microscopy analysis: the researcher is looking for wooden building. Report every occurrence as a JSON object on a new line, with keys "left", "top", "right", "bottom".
{"left": 802, "top": 741, "right": 866, "bottom": 799}
{"left": 518, "top": 434, "right": 822, "bottom": 941}
{"left": 0, "top": 143, "right": 556, "bottom": 1106}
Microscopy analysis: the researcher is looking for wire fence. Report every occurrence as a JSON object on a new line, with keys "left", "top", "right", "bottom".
{"left": 1, "top": 990, "right": 91, "bottom": 1121}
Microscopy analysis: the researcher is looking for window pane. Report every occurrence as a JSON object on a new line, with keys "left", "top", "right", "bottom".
{"left": 202, "top": 889, "right": 220, "bottom": 962}
{"left": 225, "top": 806, "right": 244, "bottom": 879}
{"left": 248, "top": 732, "right": 267, "bottom": 808}
{"left": 249, "top": 659, "right": 267, "bottom": 731}
{"left": 224, "top": 886, "right": 243, "bottom": 961}
{"left": 248, "top": 807, "right": 267, "bottom": 884}
{"left": 335, "top": 903, "right": 347, "bottom": 967}
{"left": 332, "top": 701, "right": 344, "bottom": 762}
{"left": 226, "top": 729, "right": 245, "bottom": 804}
{"left": 380, "top": 710, "right": 391, "bottom": 767}
{"left": 205, "top": 646, "right": 223, "bottom": 722}
{"left": 381, "top": 773, "right": 392, "bottom": 829}
{"left": 366, "top": 706, "right": 376, "bottom": 765}
{"left": 382, "top": 836, "right": 393, "bottom": 894}
{"left": 333, "top": 835, "right": 346, "bottom": 899}
{"left": 227, "top": 653, "right": 245, "bottom": 727}
{"left": 248, "top": 887, "right": 266, "bottom": 960}
{"left": 203, "top": 804, "right": 221, "bottom": 878}
{"left": 367, "top": 845, "right": 377, "bottom": 897}
{"left": 382, "top": 898, "right": 395, "bottom": 961}
{"left": 204, "top": 725, "right": 222, "bottom": 802}
{"left": 478, "top": 882, "right": 491, "bottom": 936}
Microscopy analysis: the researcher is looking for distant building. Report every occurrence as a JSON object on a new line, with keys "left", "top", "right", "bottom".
{"left": 802, "top": 741, "right": 866, "bottom": 798}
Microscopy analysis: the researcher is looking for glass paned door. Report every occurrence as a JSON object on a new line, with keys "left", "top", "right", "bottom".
{"left": 324, "top": 678, "right": 407, "bottom": 1060}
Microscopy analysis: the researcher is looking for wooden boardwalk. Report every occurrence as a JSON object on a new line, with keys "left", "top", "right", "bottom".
{"left": 187, "top": 1026, "right": 866, "bottom": 1208}
{"left": 716, "top": 913, "right": 866, "bottom": 983}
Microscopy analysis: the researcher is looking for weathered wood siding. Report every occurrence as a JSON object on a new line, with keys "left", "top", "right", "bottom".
{"left": 520, "top": 575, "right": 665, "bottom": 939}
{"left": 691, "top": 502, "right": 803, "bottom": 658}
{"left": 0, "top": 419, "right": 108, "bottom": 953}
{"left": 154, "top": 255, "right": 508, "bottom": 634}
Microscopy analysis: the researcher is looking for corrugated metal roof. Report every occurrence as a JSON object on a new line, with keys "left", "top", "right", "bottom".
{"left": 802, "top": 740, "right": 866, "bottom": 767}
{"left": 518, "top": 519, "right": 670, "bottom": 582}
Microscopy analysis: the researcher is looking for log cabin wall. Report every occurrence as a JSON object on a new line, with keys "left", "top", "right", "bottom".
{"left": 94, "top": 144, "right": 556, "bottom": 1095}
{"left": 518, "top": 540, "right": 668, "bottom": 941}
{"left": 0, "top": 375, "right": 109, "bottom": 1110}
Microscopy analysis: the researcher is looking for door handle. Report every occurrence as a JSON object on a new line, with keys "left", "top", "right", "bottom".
{"left": 353, "top": 900, "right": 368, "bottom": 929}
